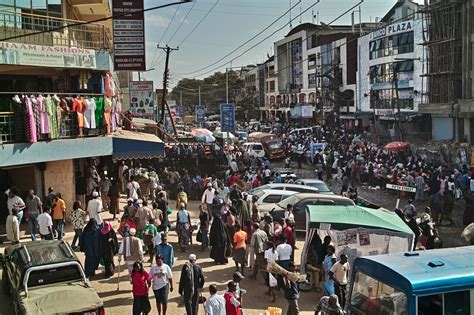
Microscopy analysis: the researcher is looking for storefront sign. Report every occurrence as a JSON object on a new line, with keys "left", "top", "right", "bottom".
{"left": 220, "top": 103, "right": 235, "bottom": 132}
{"left": 370, "top": 20, "right": 413, "bottom": 40}
{"left": 112, "top": 0, "right": 145, "bottom": 71}
{"left": 386, "top": 183, "right": 416, "bottom": 193}
{"left": 0, "top": 42, "right": 96, "bottom": 69}
{"left": 129, "top": 81, "right": 154, "bottom": 117}
{"left": 178, "top": 105, "right": 185, "bottom": 118}
{"left": 196, "top": 105, "right": 205, "bottom": 124}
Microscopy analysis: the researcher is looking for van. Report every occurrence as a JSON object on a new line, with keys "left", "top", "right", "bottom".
{"left": 241, "top": 142, "right": 265, "bottom": 158}
{"left": 248, "top": 132, "right": 285, "bottom": 160}
{"left": 289, "top": 127, "right": 315, "bottom": 137}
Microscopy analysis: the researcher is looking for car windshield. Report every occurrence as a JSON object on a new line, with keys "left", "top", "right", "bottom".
{"left": 306, "top": 182, "right": 331, "bottom": 192}
{"left": 28, "top": 265, "right": 83, "bottom": 288}
{"left": 277, "top": 194, "right": 302, "bottom": 208}
{"left": 253, "top": 190, "right": 266, "bottom": 199}
{"left": 248, "top": 184, "right": 270, "bottom": 195}
{"left": 268, "top": 141, "right": 282, "bottom": 150}
{"left": 252, "top": 144, "right": 263, "bottom": 150}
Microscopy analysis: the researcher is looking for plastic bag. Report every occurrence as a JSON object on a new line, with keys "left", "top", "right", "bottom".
{"left": 269, "top": 273, "right": 277, "bottom": 287}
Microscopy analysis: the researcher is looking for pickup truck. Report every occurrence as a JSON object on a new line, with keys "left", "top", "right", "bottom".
{"left": 1, "top": 240, "right": 104, "bottom": 315}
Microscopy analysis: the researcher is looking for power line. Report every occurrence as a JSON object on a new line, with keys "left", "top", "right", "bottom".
{"left": 167, "top": 0, "right": 198, "bottom": 46}
{"left": 176, "top": 0, "right": 219, "bottom": 48}
{"left": 177, "top": 0, "right": 304, "bottom": 76}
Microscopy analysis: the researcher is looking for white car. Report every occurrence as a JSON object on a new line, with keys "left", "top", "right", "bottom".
{"left": 248, "top": 183, "right": 320, "bottom": 196}
{"left": 251, "top": 189, "right": 298, "bottom": 205}
{"left": 294, "top": 179, "right": 333, "bottom": 194}
{"left": 241, "top": 142, "right": 265, "bottom": 158}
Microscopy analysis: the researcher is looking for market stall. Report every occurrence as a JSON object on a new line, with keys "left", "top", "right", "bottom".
{"left": 301, "top": 205, "right": 414, "bottom": 273}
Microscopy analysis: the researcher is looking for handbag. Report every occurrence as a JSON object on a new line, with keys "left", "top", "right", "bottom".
{"left": 142, "top": 295, "right": 151, "bottom": 313}
{"left": 196, "top": 228, "right": 203, "bottom": 243}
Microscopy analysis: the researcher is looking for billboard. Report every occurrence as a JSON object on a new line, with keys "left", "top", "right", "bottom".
{"left": 195, "top": 105, "right": 205, "bottom": 124}
{"left": 129, "top": 81, "right": 154, "bottom": 117}
{"left": 112, "top": 0, "right": 146, "bottom": 71}
{"left": 220, "top": 103, "right": 235, "bottom": 132}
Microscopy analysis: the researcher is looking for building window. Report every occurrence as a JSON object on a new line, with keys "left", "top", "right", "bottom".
{"left": 370, "top": 31, "right": 414, "bottom": 60}
{"left": 308, "top": 54, "right": 316, "bottom": 70}
{"left": 370, "top": 60, "right": 414, "bottom": 84}
{"left": 311, "top": 33, "right": 317, "bottom": 49}
{"left": 269, "top": 81, "right": 275, "bottom": 92}
{"left": 308, "top": 73, "right": 316, "bottom": 88}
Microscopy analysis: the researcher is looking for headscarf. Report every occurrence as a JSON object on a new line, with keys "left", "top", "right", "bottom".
{"left": 101, "top": 220, "right": 113, "bottom": 235}
{"left": 209, "top": 215, "right": 231, "bottom": 248}
{"left": 84, "top": 218, "right": 98, "bottom": 232}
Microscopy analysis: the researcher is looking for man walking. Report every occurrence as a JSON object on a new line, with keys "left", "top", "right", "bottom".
{"left": 25, "top": 189, "right": 42, "bottom": 241}
{"left": 87, "top": 191, "right": 104, "bottom": 225}
{"left": 37, "top": 207, "right": 54, "bottom": 240}
{"left": 249, "top": 223, "right": 268, "bottom": 280}
{"left": 99, "top": 172, "right": 112, "bottom": 210}
{"left": 205, "top": 284, "right": 226, "bottom": 315}
{"left": 52, "top": 193, "right": 66, "bottom": 240}
{"left": 118, "top": 228, "right": 144, "bottom": 279}
{"left": 150, "top": 254, "right": 173, "bottom": 315}
{"left": 201, "top": 183, "right": 216, "bottom": 218}
{"left": 283, "top": 262, "right": 300, "bottom": 315}
{"left": 329, "top": 254, "right": 350, "bottom": 308}
{"left": 179, "top": 254, "right": 205, "bottom": 315}
{"left": 156, "top": 234, "right": 175, "bottom": 268}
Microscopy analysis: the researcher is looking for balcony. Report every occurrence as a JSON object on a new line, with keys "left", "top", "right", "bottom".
{"left": 0, "top": 9, "right": 110, "bottom": 50}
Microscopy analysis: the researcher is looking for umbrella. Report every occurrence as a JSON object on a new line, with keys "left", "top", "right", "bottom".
{"left": 195, "top": 133, "right": 216, "bottom": 143}
{"left": 213, "top": 131, "right": 236, "bottom": 139}
{"left": 191, "top": 128, "right": 212, "bottom": 136}
{"left": 384, "top": 141, "right": 409, "bottom": 151}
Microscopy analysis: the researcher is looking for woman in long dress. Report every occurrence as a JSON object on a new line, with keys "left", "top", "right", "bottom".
{"left": 321, "top": 244, "right": 337, "bottom": 295}
{"left": 209, "top": 214, "right": 231, "bottom": 264}
{"left": 100, "top": 221, "right": 119, "bottom": 278}
{"left": 80, "top": 218, "right": 101, "bottom": 278}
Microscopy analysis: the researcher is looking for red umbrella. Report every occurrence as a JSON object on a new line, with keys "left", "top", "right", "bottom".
{"left": 384, "top": 141, "right": 409, "bottom": 151}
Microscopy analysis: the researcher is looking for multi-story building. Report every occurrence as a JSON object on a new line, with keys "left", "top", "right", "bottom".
{"left": 239, "top": 64, "right": 264, "bottom": 119}
{"left": 357, "top": 0, "right": 426, "bottom": 141}
{"left": 0, "top": 0, "right": 163, "bottom": 213}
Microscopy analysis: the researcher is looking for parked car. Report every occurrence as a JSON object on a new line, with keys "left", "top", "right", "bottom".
{"left": 251, "top": 189, "right": 298, "bottom": 205}
{"left": 241, "top": 142, "right": 265, "bottom": 158}
{"left": 258, "top": 193, "right": 355, "bottom": 231}
{"left": 248, "top": 183, "right": 320, "bottom": 196}
{"left": 275, "top": 169, "right": 298, "bottom": 181}
{"left": 294, "top": 179, "right": 333, "bottom": 194}
{"left": 1, "top": 240, "right": 104, "bottom": 315}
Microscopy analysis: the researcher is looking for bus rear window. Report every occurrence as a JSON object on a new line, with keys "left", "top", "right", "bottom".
{"left": 350, "top": 271, "right": 407, "bottom": 314}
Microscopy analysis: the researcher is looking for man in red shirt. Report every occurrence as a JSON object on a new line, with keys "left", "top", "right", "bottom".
{"left": 283, "top": 219, "right": 296, "bottom": 261}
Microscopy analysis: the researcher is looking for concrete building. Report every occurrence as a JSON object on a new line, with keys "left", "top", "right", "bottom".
{"left": 239, "top": 64, "right": 264, "bottom": 119}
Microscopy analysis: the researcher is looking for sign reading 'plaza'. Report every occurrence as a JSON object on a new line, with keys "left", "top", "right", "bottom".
{"left": 370, "top": 20, "right": 413, "bottom": 40}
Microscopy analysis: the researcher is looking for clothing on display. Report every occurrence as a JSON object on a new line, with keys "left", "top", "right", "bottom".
{"left": 23, "top": 95, "right": 37, "bottom": 143}
{"left": 104, "top": 97, "right": 112, "bottom": 134}
{"left": 84, "top": 97, "right": 97, "bottom": 129}
{"left": 37, "top": 95, "right": 51, "bottom": 135}
{"left": 31, "top": 96, "right": 42, "bottom": 141}
{"left": 45, "top": 96, "right": 59, "bottom": 139}
{"left": 94, "top": 96, "right": 104, "bottom": 129}
{"left": 72, "top": 96, "right": 87, "bottom": 128}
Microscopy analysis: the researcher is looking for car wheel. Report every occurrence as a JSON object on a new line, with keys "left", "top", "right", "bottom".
{"left": 2, "top": 270, "right": 10, "bottom": 295}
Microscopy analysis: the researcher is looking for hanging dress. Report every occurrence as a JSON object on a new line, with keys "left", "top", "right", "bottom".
{"left": 85, "top": 97, "right": 97, "bottom": 129}
{"left": 72, "top": 97, "right": 87, "bottom": 128}
{"left": 23, "top": 96, "right": 37, "bottom": 143}
{"left": 12, "top": 99, "right": 25, "bottom": 142}
{"left": 37, "top": 95, "right": 50, "bottom": 135}
{"left": 111, "top": 97, "right": 118, "bottom": 132}
{"left": 55, "top": 100, "right": 63, "bottom": 137}
{"left": 103, "top": 97, "right": 112, "bottom": 134}
{"left": 45, "top": 96, "right": 59, "bottom": 139}
{"left": 94, "top": 97, "right": 104, "bottom": 130}
{"left": 31, "top": 97, "right": 42, "bottom": 141}
{"left": 104, "top": 73, "right": 113, "bottom": 97}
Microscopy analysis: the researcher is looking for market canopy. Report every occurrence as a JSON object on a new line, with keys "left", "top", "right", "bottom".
{"left": 306, "top": 205, "right": 414, "bottom": 235}
{"left": 111, "top": 130, "right": 164, "bottom": 160}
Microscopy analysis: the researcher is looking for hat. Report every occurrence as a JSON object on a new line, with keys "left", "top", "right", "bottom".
{"left": 188, "top": 254, "right": 197, "bottom": 261}
{"left": 129, "top": 228, "right": 137, "bottom": 236}
{"left": 156, "top": 254, "right": 164, "bottom": 260}
{"left": 207, "top": 183, "right": 212, "bottom": 187}
{"left": 233, "top": 271, "right": 244, "bottom": 280}
{"left": 127, "top": 198, "right": 134, "bottom": 202}
{"left": 92, "top": 191, "right": 99, "bottom": 197}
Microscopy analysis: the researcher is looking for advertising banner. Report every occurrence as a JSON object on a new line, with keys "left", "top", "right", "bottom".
{"left": 195, "top": 105, "right": 205, "bottom": 124}
{"left": 112, "top": 0, "right": 146, "bottom": 71}
{"left": 220, "top": 103, "right": 235, "bottom": 132}
{"left": 129, "top": 81, "right": 154, "bottom": 117}
{"left": 178, "top": 105, "right": 185, "bottom": 118}
{"left": 0, "top": 42, "right": 96, "bottom": 69}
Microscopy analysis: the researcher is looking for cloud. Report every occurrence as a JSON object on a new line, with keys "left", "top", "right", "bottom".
{"left": 146, "top": 14, "right": 171, "bottom": 28}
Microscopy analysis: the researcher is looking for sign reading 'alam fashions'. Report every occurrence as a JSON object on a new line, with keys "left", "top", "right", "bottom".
{"left": 112, "top": 0, "right": 146, "bottom": 71}
{"left": 0, "top": 42, "right": 96, "bottom": 69}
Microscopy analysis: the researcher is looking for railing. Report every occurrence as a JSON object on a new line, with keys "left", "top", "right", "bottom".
{"left": 0, "top": 9, "right": 110, "bottom": 50}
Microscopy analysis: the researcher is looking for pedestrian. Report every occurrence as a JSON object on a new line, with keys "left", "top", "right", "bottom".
{"left": 108, "top": 179, "right": 121, "bottom": 220}
{"left": 231, "top": 272, "right": 246, "bottom": 306}
{"left": 80, "top": 218, "right": 101, "bottom": 278}
{"left": 224, "top": 281, "right": 241, "bottom": 315}
{"left": 87, "top": 191, "right": 104, "bottom": 225}
{"left": 44, "top": 186, "right": 57, "bottom": 209}
{"left": 71, "top": 201, "right": 86, "bottom": 249}
{"left": 329, "top": 254, "right": 350, "bottom": 308}
{"left": 52, "top": 193, "right": 66, "bottom": 240}
{"left": 177, "top": 203, "right": 191, "bottom": 252}
{"left": 127, "top": 175, "right": 141, "bottom": 201}
{"left": 157, "top": 192, "right": 169, "bottom": 232}
{"left": 209, "top": 214, "right": 232, "bottom": 265}
{"left": 283, "top": 262, "right": 300, "bottom": 315}
{"left": 249, "top": 223, "right": 268, "bottom": 280}
{"left": 135, "top": 200, "right": 154, "bottom": 233}
{"left": 6, "top": 188, "right": 25, "bottom": 224}
{"left": 6, "top": 208, "right": 20, "bottom": 244}
{"left": 283, "top": 219, "right": 296, "bottom": 259}
{"left": 156, "top": 234, "right": 175, "bottom": 268}
{"left": 205, "top": 284, "right": 226, "bottom": 315}
{"left": 150, "top": 254, "right": 173, "bottom": 315}
{"left": 118, "top": 228, "right": 144, "bottom": 279}
{"left": 131, "top": 261, "right": 151, "bottom": 315}
{"left": 199, "top": 204, "right": 209, "bottom": 251}
{"left": 202, "top": 183, "right": 216, "bottom": 218}
{"left": 176, "top": 187, "right": 188, "bottom": 209}
{"left": 99, "top": 173, "right": 112, "bottom": 210}
{"left": 25, "top": 189, "right": 42, "bottom": 241}
{"left": 100, "top": 220, "right": 119, "bottom": 278}
{"left": 140, "top": 218, "right": 158, "bottom": 264}
{"left": 403, "top": 199, "right": 416, "bottom": 217}
{"left": 232, "top": 223, "right": 247, "bottom": 275}
{"left": 179, "top": 254, "right": 205, "bottom": 315}
{"left": 314, "top": 294, "right": 344, "bottom": 315}
{"left": 264, "top": 241, "right": 278, "bottom": 302}
{"left": 37, "top": 206, "right": 54, "bottom": 240}
{"left": 321, "top": 245, "right": 337, "bottom": 295}
{"left": 276, "top": 235, "right": 292, "bottom": 269}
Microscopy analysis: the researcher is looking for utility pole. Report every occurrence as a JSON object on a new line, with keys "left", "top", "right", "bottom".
{"left": 157, "top": 45, "right": 179, "bottom": 137}
{"left": 392, "top": 63, "right": 403, "bottom": 141}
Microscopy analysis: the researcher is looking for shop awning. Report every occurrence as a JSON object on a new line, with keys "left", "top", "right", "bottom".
{"left": 111, "top": 130, "right": 164, "bottom": 160}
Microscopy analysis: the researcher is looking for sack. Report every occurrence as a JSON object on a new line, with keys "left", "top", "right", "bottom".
{"left": 269, "top": 273, "right": 277, "bottom": 287}
{"left": 196, "top": 228, "right": 203, "bottom": 243}
{"left": 142, "top": 296, "right": 151, "bottom": 313}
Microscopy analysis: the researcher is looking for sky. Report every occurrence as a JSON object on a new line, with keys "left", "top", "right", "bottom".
{"left": 139, "top": 0, "right": 423, "bottom": 87}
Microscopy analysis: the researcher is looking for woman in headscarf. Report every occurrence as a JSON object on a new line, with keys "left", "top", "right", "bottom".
{"left": 233, "top": 197, "right": 250, "bottom": 228}
{"left": 80, "top": 218, "right": 101, "bottom": 278}
{"left": 209, "top": 214, "right": 231, "bottom": 264}
{"left": 100, "top": 220, "right": 119, "bottom": 278}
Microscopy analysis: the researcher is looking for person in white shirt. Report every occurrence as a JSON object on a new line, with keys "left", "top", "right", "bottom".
{"left": 118, "top": 228, "right": 144, "bottom": 279}
{"left": 6, "top": 188, "right": 25, "bottom": 224}
{"left": 87, "top": 191, "right": 103, "bottom": 224}
{"left": 264, "top": 241, "right": 278, "bottom": 302}
{"left": 37, "top": 207, "right": 54, "bottom": 240}
{"left": 284, "top": 204, "right": 295, "bottom": 224}
{"left": 329, "top": 254, "right": 350, "bottom": 308}
{"left": 127, "top": 175, "right": 141, "bottom": 200}
{"left": 276, "top": 235, "right": 293, "bottom": 269}
{"left": 205, "top": 284, "right": 226, "bottom": 315}
{"left": 201, "top": 183, "right": 216, "bottom": 217}
{"left": 150, "top": 255, "right": 173, "bottom": 315}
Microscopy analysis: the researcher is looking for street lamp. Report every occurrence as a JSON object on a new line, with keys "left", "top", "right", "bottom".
{"left": 138, "top": 68, "right": 155, "bottom": 81}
